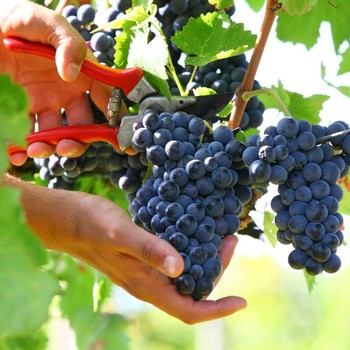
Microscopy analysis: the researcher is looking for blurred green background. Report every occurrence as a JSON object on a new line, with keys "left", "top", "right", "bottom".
{"left": 111, "top": 232, "right": 350, "bottom": 350}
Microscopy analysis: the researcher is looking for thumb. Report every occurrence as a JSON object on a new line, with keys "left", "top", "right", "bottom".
{"left": 123, "top": 226, "right": 185, "bottom": 278}
{"left": 54, "top": 34, "right": 87, "bottom": 82}
{"left": 2, "top": 1, "right": 87, "bottom": 82}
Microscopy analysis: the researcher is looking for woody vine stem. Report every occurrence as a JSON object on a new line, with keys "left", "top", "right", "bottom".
{"left": 228, "top": 0, "right": 282, "bottom": 129}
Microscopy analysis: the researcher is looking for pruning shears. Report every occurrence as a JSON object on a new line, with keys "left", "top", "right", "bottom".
{"left": 4, "top": 37, "right": 234, "bottom": 156}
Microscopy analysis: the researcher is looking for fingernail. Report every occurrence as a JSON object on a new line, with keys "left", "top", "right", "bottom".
{"left": 163, "top": 256, "right": 177, "bottom": 276}
{"left": 66, "top": 62, "right": 80, "bottom": 81}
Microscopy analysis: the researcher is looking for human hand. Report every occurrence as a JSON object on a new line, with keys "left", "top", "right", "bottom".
{"left": 62, "top": 192, "right": 247, "bottom": 323}
{"left": 7, "top": 174, "right": 247, "bottom": 323}
{"left": 0, "top": 0, "right": 112, "bottom": 165}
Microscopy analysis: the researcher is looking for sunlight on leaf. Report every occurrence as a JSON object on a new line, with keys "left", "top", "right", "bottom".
{"left": 263, "top": 209, "right": 278, "bottom": 247}
{"left": 321, "top": 62, "right": 350, "bottom": 99}
{"left": 171, "top": 11, "right": 256, "bottom": 67}
{"left": 303, "top": 270, "right": 317, "bottom": 293}
{"left": 258, "top": 81, "right": 327, "bottom": 123}
{"left": 280, "top": 0, "right": 318, "bottom": 16}
{"left": 209, "top": 0, "right": 234, "bottom": 10}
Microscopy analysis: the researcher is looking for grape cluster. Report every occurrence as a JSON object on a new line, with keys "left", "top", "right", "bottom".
{"left": 244, "top": 117, "right": 349, "bottom": 275}
{"left": 126, "top": 106, "right": 250, "bottom": 299}
{"left": 36, "top": 142, "right": 147, "bottom": 191}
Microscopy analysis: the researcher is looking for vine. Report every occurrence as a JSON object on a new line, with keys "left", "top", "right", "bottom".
{"left": 229, "top": 0, "right": 281, "bottom": 128}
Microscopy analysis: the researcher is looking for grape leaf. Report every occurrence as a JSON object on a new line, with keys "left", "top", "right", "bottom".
{"left": 321, "top": 62, "right": 350, "bottom": 99}
{"left": 127, "top": 28, "right": 170, "bottom": 97}
{"left": 276, "top": 1, "right": 350, "bottom": 51}
{"left": 338, "top": 180, "right": 350, "bottom": 216}
{"left": 263, "top": 210, "right": 278, "bottom": 247}
{"left": 171, "top": 11, "right": 256, "bottom": 67}
{"left": 257, "top": 81, "right": 328, "bottom": 123}
{"left": 70, "top": 310, "right": 129, "bottom": 350}
{"left": 59, "top": 258, "right": 128, "bottom": 350}
{"left": 0, "top": 186, "right": 60, "bottom": 335}
{"left": 114, "top": 26, "right": 133, "bottom": 69}
{"left": 132, "top": 0, "right": 152, "bottom": 8}
{"left": 280, "top": 0, "right": 318, "bottom": 16}
{"left": 303, "top": 270, "right": 316, "bottom": 293}
{"left": 208, "top": 0, "right": 234, "bottom": 10}
{"left": 0, "top": 74, "right": 29, "bottom": 147}
{"left": 127, "top": 28, "right": 168, "bottom": 80}
{"left": 244, "top": 0, "right": 265, "bottom": 12}
{"left": 338, "top": 47, "right": 350, "bottom": 75}
{"left": 1, "top": 330, "right": 48, "bottom": 350}
{"left": 96, "top": 4, "right": 156, "bottom": 32}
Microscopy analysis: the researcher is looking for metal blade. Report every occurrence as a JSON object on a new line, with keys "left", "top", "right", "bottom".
{"left": 180, "top": 92, "right": 235, "bottom": 119}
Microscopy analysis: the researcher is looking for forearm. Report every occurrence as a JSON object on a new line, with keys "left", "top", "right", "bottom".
{"left": 2, "top": 173, "right": 80, "bottom": 253}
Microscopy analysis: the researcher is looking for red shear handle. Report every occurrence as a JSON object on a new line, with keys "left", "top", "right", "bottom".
{"left": 3, "top": 37, "right": 144, "bottom": 96}
{"left": 7, "top": 124, "right": 122, "bottom": 156}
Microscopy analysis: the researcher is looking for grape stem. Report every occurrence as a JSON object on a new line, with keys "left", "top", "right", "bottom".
{"left": 228, "top": 0, "right": 282, "bottom": 129}
{"left": 55, "top": 0, "right": 70, "bottom": 13}
{"left": 316, "top": 128, "right": 350, "bottom": 144}
{"left": 242, "top": 87, "right": 292, "bottom": 117}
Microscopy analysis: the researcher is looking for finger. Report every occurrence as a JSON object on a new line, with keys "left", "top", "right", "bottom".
{"left": 2, "top": 2, "right": 87, "bottom": 81}
{"left": 27, "top": 142, "right": 55, "bottom": 159}
{"left": 8, "top": 151, "right": 28, "bottom": 166}
{"left": 50, "top": 17, "right": 87, "bottom": 81}
{"left": 55, "top": 139, "right": 89, "bottom": 157}
{"left": 115, "top": 220, "right": 185, "bottom": 278}
{"left": 148, "top": 284, "right": 247, "bottom": 324}
{"left": 31, "top": 110, "right": 63, "bottom": 158}
{"left": 36, "top": 110, "right": 63, "bottom": 130}
{"left": 56, "top": 94, "right": 94, "bottom": 157}
{"left": 89, "top": 81, "right": 114, "bottom": 116}
{"left": 64, "top": 93, "right": 94, "bottom": 125}
{"left": 219, "top": 234, "right": 238, "bottom": 270}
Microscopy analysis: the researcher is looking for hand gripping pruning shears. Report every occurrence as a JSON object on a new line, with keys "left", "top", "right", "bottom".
{"left": 4, "top": 37, "right": 234, "bottom": 156}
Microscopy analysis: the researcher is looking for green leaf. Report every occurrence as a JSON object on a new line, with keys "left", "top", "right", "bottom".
{"left": 127, "top": 28, "right": 168, "bottom": 79}
{"left": 338, "top": 47, "right": 350, "bottom": 75}
{"left": 171, "top": 11, "right": 256, "bottom": 67}
{"left": 338, "top": 180, "right": 350, "bottom": 216}
{"left": 144, "top": 71, "right": 171, "bottom": 99}
{"left": 208, "top": 0, "right": 234, "bottom": 10}
{"left": 321, "top": 62, "right": 350, "bottom": 99}
{"left": 257, "top": 82, "right": 328, "bottom": 123}
{"left": 132, "top": 0, "right": 152, "bottom": 8}
{"left": 95, "top": 5, "right": 155, "bottom": 32}
{"left": 276, "top": 1, "right": 350, "bottom": 51}
{"left": 303, "top": 270, "right": 317, "bottom": 293}
{"left": 244, "top": 0, "right": 265, "bottom": 12}
{"left": 70, "top": 310, "right": 130, "bottom": 350}
{"left": 1, "top": 330, "right": 48, "bottom": 350}
{"left": 0, "top": 186, "right": 60, "bottom": 335}
{"left": 59, "top": 257, "right": 129, "bottom": 350}
{"left": 263, "top": 210, "right": 278, "bottom": 247}
{"left": 280, "top": 0, "right": 318, "bottom": 16}
{"left": 193, "top": 86, "right": 217, "bottom": 96}
{"left": 114, "top": 27, "right": 133, "bottom": 69}
{"left": 0, "top": 74, "right": 29, "bottom": 149}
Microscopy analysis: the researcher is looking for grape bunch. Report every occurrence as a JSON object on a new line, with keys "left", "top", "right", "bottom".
{"left": 243, "top": 116, "right": 349, "bottom": 275}
{"left": 36, "top": 141, "right": 148, "bottom": 191}
{"left": 125, "top": 106, "right": 250, "bottom": 300}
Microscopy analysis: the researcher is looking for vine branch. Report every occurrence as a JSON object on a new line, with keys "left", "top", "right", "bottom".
{"left": 228, "top": 0, "right": 282, "bottom": 129}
